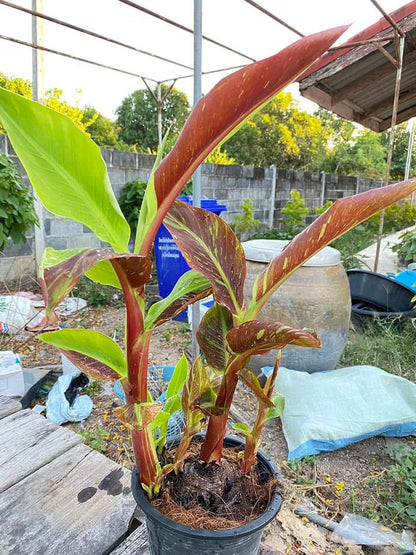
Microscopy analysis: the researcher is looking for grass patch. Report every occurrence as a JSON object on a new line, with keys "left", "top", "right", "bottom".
{"left": 349, "top": 445, "right": 416, "bottom": 530}
{"left": 76, "top": 426, "right": 109, "bottom": 453}
{"left": 339, "top": 319, "right": 416, "bottom": 382}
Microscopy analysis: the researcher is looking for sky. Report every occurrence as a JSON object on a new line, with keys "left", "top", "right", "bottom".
{"left": 0, "top": 0, "right": 410, "bottom": 119}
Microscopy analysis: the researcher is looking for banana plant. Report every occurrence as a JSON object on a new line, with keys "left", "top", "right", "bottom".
{"left": 1, "top": 24, "right": 416, "bottom": 498}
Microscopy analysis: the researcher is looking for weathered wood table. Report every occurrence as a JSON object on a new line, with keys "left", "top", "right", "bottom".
{"left": 0, "top": 396, "right": 150, "bottom": 555}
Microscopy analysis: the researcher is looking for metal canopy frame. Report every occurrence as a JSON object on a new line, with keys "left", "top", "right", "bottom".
{"left": 2, "top": 0, "right": 414, "bottom": 315}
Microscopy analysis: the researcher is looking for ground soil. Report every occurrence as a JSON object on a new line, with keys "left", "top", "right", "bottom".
{"left": 3, "top": 302, "right": 415, "bottom": 555}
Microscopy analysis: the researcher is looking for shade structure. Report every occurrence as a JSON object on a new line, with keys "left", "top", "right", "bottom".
{"left": 298, "top": 1, "right": 416, "bottom": 132}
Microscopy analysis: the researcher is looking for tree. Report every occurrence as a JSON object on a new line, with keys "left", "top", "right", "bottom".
{"left": 223, "top": 92, "right": 330, "bottom": 169}
{"left": 82, "top": 106, "right": 119, "bottom": 148}
{"left": 381, "top": 123, "right": 416, "bottom": 180}
{"left": 116, "top": 84, "right": 190, "bottom": 151}
{"left": 0, "top": 73, "right": 95, "bottom": 133}
{"left": 318, "top": 109, "right": 387, "bottom": 179}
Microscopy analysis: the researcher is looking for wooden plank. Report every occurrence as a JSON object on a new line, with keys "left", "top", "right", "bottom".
{"left": 109, "top": 521, "right": 150, "bottom": 555}
{"left": 0, "top": 442, "right": 136, "bottom": 555}
{"left": 0, "top": 409, "right": 83, "bottom": 493}
{"left": 0, "top": 395, "right": 21, "bottom": 418}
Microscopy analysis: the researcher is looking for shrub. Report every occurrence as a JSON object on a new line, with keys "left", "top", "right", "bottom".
{"left": 118, "top": 178, "right": 147, "bottom": 237}
{"left": 392, "top": 230, "right": 416, "bottom": 265}
{"left": 0, "top": 152, "right": 38, "bottom": 252}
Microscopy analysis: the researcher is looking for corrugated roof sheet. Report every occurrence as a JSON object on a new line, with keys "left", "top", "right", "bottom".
{"left": 298, "top": 1, "right": 416, "bottom": 132}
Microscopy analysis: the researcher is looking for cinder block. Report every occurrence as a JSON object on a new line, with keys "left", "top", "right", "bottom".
{"left": 50, "top": 220, "right": 83, "bottom": 236}
{"left": 46, "top": 236, "right": 69, "bottom": 250}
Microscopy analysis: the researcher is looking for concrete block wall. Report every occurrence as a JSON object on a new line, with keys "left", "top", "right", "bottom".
{"left": 0, "top": 135, "right": 385, "bottom": 282}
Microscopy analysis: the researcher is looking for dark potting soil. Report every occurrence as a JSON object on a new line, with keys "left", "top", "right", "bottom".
{"left": 151, "top": 439, "right": 282, "bottom": 530}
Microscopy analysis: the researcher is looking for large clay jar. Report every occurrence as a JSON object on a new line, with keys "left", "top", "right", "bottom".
{"left": 242, "top": 240, "right": 351, "bottom": 373}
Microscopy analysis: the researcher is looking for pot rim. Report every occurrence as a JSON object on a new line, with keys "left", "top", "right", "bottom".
{"left": 131, "top": 434, "right": 283, "bottom": 539}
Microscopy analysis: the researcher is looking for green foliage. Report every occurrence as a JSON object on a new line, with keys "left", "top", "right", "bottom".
{"left": 281, "top": 190, "right": 310, "bottom": 237}
{"left": 351, "top": 446, "right": 416, "bottom": 530}
{"left": 116, "top": 84, "right": 190, "bottom": 151}
{"left": 225, "top": 92, "right": 329, "bottom": 169}
{"left": 82, "top": 380, "right": 102, "bottom": 396}
{"left": 252, "top": 190, "right": 310, "bottom": 242}
{"left": 73, "top": 276, "right": 121, "bottom": 307}
{"left": 118, "top": 178, "right": 147, "bottom": 237}
{"left": 392, "top": 230, "right": 416, "bottom": 264}
{"left": 77, "top": 426, "right": 108, "bottom": 453}
{"left": 381, "top": 123, "right": 416, "bottom": 180}
{"left": 82, "top": 106, "right": 119, "bottom": 148}
{"left": 231, "top": 198, "right": 261, "bottom": 238}
{"left": 0, "top": 152, "right": 38, "bottom": 252}
{"left": 205, "top": 146, "right": 235, "bottom": 165}
{"left": 339, "top": 320, "right": 415, "bottom": 382}
{"left": 318, "top": 108, "right": 387, "bottom": 179}
{"left": 2, "top": 26, "right": 416, "bottom": 499}
{"left": 331, "top": 225, "right": 376, "bottom": 270}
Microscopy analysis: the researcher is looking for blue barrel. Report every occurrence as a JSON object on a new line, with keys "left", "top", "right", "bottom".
{"left": 154, "top": 196, "right": 227, "bottom": 319}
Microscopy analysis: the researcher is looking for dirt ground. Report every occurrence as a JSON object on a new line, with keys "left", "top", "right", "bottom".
{"left": 4, "top": 303, "right": 415, "bottom": 555}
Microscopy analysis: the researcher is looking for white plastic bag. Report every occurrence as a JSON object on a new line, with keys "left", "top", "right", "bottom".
{"left": 46, "top": 370, "right": 93, "bottom": 425}
{"left": 0, "top": 295, "right": 36, "bottom": 333}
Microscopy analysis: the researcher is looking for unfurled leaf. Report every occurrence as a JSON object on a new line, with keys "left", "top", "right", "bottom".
{"left": 238, "top": 369, "right": 274, "bottom": 408}
{"left": 86, "top": 260, "right": 122, "bottom": 289}
{"left": 136, "top": 26, "right": 349, "bottom": 255}
{"left": 166, "top": 354, "right": 188, "bottom": 398}
{"left": 145, "top": 270, "right": 211, "bottom": 329}
{"left": 265, "top": 394, "right": 285, "bottom": 421}
{"left": 165, "top": 201, "right": 246, "bottom": 314}
{"left": 40, "top": 248, "right": 112, "bottom": 314}
{"left": 39, "top": 329, "right": 127, "bottom": 380}
{"left": 0, "top": 88, "right": 130, "bottom": 252}
{"left": 227, "top": 321, "right": 321, "bottom": 357}
{"left": 248, "top": 178, "right": 416, "bottom": 317}
{"left": 40, "top": 248, "right": 151, "bottom": 315}
{"left": 197, "top": 303, "right": 233, "bottom": 371}
{"left": 233, "top": 422, "right": 251, "bottom": 437}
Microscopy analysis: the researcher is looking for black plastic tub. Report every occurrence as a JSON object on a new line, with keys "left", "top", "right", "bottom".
{"left": 131, "top": 435, "right": 283, "bottom": 555}
{"left": 347, "top": 269, "right": 416, "bottom": 324}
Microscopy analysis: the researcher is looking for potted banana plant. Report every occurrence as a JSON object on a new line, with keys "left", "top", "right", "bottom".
{"left": 1, "top": 25, "right": 416, "bottom": 555}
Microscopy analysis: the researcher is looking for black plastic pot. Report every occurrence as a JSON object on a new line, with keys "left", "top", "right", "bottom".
{"left": 131, "top": 435, "right": 283, "bottom": 555}
{"left": 347, "top": 269, "right": 416, "bottom": 324}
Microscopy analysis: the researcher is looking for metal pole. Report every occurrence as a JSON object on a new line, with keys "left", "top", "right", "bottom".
{"left": 373, "top": 35, "right": 405, "bottom": 272}
{"left": 404, "top": 118, "right": 415, "bottom": 180}
{"left": 157, "top": 83, "right": 162, "bottom": 147}
{"left": 269, "top": 165, "right": 276, "bottom": 229}
{"left": 320, "top": 171, "right": 326, "bottom": 206}
{"left": 31, "top": 0, "right": 45, "bottom": 269}
{"left": 191, "top": 0, "right": 202, "bottom": 361}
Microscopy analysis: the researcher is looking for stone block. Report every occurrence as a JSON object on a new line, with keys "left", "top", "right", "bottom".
{"left": 50, "top": 220, "right": 83, "bottom": 236}
{"left": 112, "top": 151, "right": 137, "bottom": 168}
{"left": 101, "top": 149, "right": 113, "bottom": 166}
{"left": 242, "top": 166, "right": 254, "bottom": 178}
{"left": 1, "top": 237, "right": 34, "bottom": 257}
{"left": 0, "top": 255, "right": 35, "bottom": 282}
{"left": 108, "top": 167, "right": 129, "bottom": 187}
{"left": 213, "top": 165, "right": 243, "bottom": 178}
{"left": 67, "top": 234, "right": 101, "bottom": 249}
{"left": 46, "top": 236, "right": 69, "bottom": 250}
{"left": 137, "top": 153, "right": 156, "bottom": 169}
